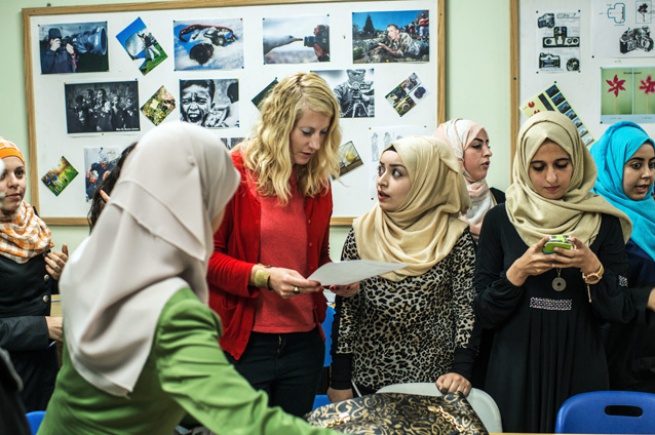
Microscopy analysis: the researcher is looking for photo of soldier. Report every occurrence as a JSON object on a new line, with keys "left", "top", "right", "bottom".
{"left": 314, "top": 69, "right": 375, "bottom": 118}
{"left": 352, "top": 10, "right": 430, "bottom": 63}
{"left": 65, "top": 81, "right": 139, "bottom": 133}
{"left": 39, "top": 22, "right": 108, "bottom": 74}
{"left": 179, "top": 78, "right": 239, "bottom": 128}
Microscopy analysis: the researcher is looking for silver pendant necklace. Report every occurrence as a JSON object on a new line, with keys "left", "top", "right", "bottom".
{"left": 552, "top": 268, "right": 566, "bottom": 292}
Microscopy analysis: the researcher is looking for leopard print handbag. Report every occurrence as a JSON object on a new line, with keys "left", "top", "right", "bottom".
{"left": 305, "top": 392, "right": 489, "bottom": 434}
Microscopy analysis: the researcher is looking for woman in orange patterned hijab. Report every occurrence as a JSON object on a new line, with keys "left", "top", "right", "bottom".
{"left": 0, "top": 136, "right": 68, "bottom": 411}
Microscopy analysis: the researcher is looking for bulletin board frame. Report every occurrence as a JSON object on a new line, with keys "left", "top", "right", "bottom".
{"left": 23, "top": 0, "right": 444, "bottom": 226}
{"left": 511, "top": 0, "right": 655, "bottom": 163}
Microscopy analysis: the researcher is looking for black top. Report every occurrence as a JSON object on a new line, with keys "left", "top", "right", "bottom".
{"left": 474, "top": 204, "right": 639, "bottom": 433}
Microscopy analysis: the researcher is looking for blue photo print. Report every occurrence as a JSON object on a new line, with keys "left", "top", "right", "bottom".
{"left": 116, "top": 17, "right": 168, "bottom": 75}
{"left": 174, "top": 18, "right": 244, "bottom": 71}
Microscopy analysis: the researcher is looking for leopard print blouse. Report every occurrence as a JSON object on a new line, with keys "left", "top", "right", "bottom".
{"left": 334, "top": 228, "right": 476, "bottom": 391}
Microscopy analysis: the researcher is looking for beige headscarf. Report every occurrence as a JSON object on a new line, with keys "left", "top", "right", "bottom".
{"left": 435, "top": 118, "right": 495, "bottom": 238}
{"left": 353, "top": 136, "right": 470, "bottom": 282}
{"left": 59, "top": 122, "right": 240, "bottom": 397}
{"left": 506, "top": 111, "right": 631, "bottom": 246}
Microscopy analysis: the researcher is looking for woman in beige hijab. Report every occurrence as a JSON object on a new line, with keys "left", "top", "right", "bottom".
{"left": 39, "top": 122, "right": 338, "bottom": 435}
{"left": 328, "top": 136, "right": 477, "bottom": 402}
{"left": 473, "top": 111, "right": 643, "bottom": 433}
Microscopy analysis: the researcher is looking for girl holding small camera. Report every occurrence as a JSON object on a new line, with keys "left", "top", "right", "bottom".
{"left": 590, "top": 121, "right": 655, "bottom": 393}
{"left": 473, "top": 112, "right": 641, "bottom": 433}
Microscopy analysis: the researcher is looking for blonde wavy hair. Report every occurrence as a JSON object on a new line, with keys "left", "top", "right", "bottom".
{"left": 242, "top": 72, "right": 341, "bottom": 204}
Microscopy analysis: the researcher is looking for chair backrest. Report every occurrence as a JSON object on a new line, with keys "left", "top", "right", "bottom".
{"left": 25, "top": 410, "right": 46, "bottom": 435}
{"left": 322, "top": 305, "right": 335, "bottom": 367}
{"left": 555, "top": 390, "right": 655, "bottom": 434}
{"left": 376, "top": 383, "right": 503, "bottom": 433}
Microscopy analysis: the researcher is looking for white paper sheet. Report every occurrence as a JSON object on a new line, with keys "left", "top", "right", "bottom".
{"left": 307, "top": 260, "right": 406, "bottom": 286}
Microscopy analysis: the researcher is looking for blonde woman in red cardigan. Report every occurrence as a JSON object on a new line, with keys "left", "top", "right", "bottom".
{"left": 208, "top": 72, "right": 358, "bottom": 417}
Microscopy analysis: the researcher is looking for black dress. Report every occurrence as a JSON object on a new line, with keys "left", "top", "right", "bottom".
{"left": 474, "top": 204, "right": 637, "bottom": 433}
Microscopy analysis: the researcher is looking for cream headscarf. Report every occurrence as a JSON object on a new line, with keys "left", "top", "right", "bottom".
{"left": 435, "top": 118, "right": 495, "bottom": 238}
{"left": 353, "top": 136, "right": 470, "bottom": 282}
{"left": 506, "top": 111, "right": 631, "bottom": 246}
{"left": 59, "top": 122, "right": 240, "bottom": 397}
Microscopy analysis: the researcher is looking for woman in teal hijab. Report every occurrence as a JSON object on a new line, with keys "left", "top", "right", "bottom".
{"left": 591, "top": 120, "right": 655, "bottom": 392}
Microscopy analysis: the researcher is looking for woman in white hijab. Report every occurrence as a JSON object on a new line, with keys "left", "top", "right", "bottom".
{"left": 435, "top": 118, "right": 504, "bottom": 242}
{"left": 39, "top": 122, "right": 338, "bottom": 435}
{"left": 473, "top": 111, "right": 652, "bottom": 433}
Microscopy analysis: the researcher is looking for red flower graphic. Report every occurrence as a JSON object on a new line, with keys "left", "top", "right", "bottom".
{"left": 639, "top": 75, "right": 655, "bottom": 94}
{"left": 606, "top": 74, "right": 626, "bottom": 97}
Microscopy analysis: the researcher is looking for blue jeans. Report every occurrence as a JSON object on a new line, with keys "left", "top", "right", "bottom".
{"left": 226, "top": 328, "right": 324, "bottom": 417}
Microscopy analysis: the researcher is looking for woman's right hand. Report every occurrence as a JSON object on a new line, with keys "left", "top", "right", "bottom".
{"left": 327, "top": 387, "right": 353, "bottom": 403}
{"left": 46, "top": 316, "right": 63, "bottom": 341}
{"left": 506, "top": 236, "right": 557, "bottom": 286}
{"left": 256, "top": 266, "right": 323, "bottom": 299}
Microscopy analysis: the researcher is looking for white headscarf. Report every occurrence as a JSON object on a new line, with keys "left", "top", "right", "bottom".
{"left": 60, "top": 122, "right": 240, "bottom": 397}
{"left": 435, "top": 118, "right": 495, "bottom": 238}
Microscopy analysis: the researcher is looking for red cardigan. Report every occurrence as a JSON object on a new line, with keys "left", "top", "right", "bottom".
{"left": 207, "top": 151, "right": 332, "bottom": 360}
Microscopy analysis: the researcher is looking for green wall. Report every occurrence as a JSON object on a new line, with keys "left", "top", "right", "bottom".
{"left": 0, "top": 0, "right": 510, "bottom": 257}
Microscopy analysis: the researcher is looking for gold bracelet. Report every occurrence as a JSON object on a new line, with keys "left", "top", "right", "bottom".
{"left": 253, "top": 264, "right": 272, "bottom": 290}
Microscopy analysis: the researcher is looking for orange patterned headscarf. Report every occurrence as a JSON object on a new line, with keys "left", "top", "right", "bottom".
{"left": 0, "top": 137, "right": 53, "bottom": 263}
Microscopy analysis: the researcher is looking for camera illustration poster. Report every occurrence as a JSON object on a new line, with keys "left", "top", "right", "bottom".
{"left": 262, "top": 15, "right": 330, "bottom": 64}
{"left": 173, "top": 19, "right": 244, "bottom": 71}
{"left": 592, "top": 2, "right": 655, "bottom": 58}
{"left": 601, "top": 66, "right": 655, "bottom": 124}
{"left": 38, "top": 22, "right": 108, "bottom": 74}
{"left": 352, "top": 10, "right": 429, "bottom": 63}
{"left": 534, "top": 10, "right": 580, "bottom": 73}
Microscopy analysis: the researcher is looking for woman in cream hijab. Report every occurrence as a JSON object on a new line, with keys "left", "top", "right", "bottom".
{"left": 474, "top": 111, "right": 647, "bottom": 433}
{"left": 435, "top": 118, "right": 505, "bottom": 241}
{"left": 39, "top": 122, "right": 338, "bottom": 435}
{"left": 328, "top": 136, "right": 478, "bottom": 402}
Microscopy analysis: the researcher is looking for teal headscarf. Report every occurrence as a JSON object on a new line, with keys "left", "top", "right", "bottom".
{"left": 591, "top": 121, "right": 655, "bottom": 261}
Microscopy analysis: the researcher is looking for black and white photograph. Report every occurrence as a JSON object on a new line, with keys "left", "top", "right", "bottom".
{"left": 314, "top": 69, "right": 375, "bottom": 118}
{"left": 174, "top": 18, "right": 244, "bottom": 71}
{"left": 39, "top": 21, "right": 108, "bottom": 74}
{"left": 218, "top": 137, "right": 245, "bottom": 150}
{"left": 352, "top": 10, "right": 429, "bottom": 63}
{"left": 179, "top": 78, "right": 239, "bottom": 128}
{"left": 262, "top": 15, "right": 330, "bottom": 64}
{"left": 64, "top": 81, "right": 140, "bottom": 133}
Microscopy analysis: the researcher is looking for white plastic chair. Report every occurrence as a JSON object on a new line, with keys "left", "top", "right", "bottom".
{"left": 377, "top": 383, "right": 503, "bottom": 433}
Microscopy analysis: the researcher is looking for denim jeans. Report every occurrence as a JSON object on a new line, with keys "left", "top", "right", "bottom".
{"left": 226, "top": 328, "right": 324, "bottom": 417}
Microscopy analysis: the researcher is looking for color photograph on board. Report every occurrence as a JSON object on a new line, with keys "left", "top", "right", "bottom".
{"left": 262, "top": 15, "right": 330, "bottom": 64}
{"left": 39, "top": 21, "right": 108, "bottom": 74}
{"left": 173, "top": 19, "right": 244, "bottom": 71}
{"left": 116, "top": 17, "right": 168, "bottom": 75}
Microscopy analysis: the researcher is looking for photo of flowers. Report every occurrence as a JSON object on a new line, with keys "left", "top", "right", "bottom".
{"left": 601, "top": 66, "right": 655, "bottom": 124}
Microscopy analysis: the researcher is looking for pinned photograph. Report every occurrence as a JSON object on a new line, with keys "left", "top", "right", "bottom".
{"left": 174, "top": 19, "right": 244, "bottom": 71}
{"left": 314, "top": 69, "right": 375, "bottom": 118}
{"left": 218, "top": 137, "right": 245, "bottom": 150}
{"left": 41, "top": 156, "right": 78, "bottom": 197}
{"left": 179, "top": 78, "right": 239, "bottom": 128}
{"left": 39, "top": 22, "right": 108, "bottom": 74}
{"left": 601, "top": 66, "right": 655, "bottom": 124}
{"left": 352, "top": 10, "right": 429, "bottom": 63}
{"left": 65, "top": 81, "right": 139, "bottom": 133}
{"left": 337, "top": 140, "right": 363, "bottom": 176}
{"left": 116, "top": 17, "right": 168, "bottom": 75}
{"left": 251, "top": 78, "right": 279, "bottom": 109}
{"left": 262, "top": 15, "right": 330, "bottom": 64}
{"left": 141, "top": 86, "right": 176, "bottom": 126}
{"left": 84, "top": 147, "right": 120, "bottom": 201}
{"left": 385, "top": 73, "right": 426, "bottom": 117}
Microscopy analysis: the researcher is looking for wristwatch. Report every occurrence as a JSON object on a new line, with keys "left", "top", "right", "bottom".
{"left": 582, "top": 263, "right": 604, "bottom": 285}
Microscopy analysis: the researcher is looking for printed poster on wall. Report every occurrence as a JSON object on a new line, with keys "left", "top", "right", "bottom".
{"left": 535, "top": 10, "right": 581, "bottom": 73}
{"left": 601, "top": 66, "right": 655, "bottom": 124}
{"left": 592, "top": 2, "right": 655, "bottom": 58}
